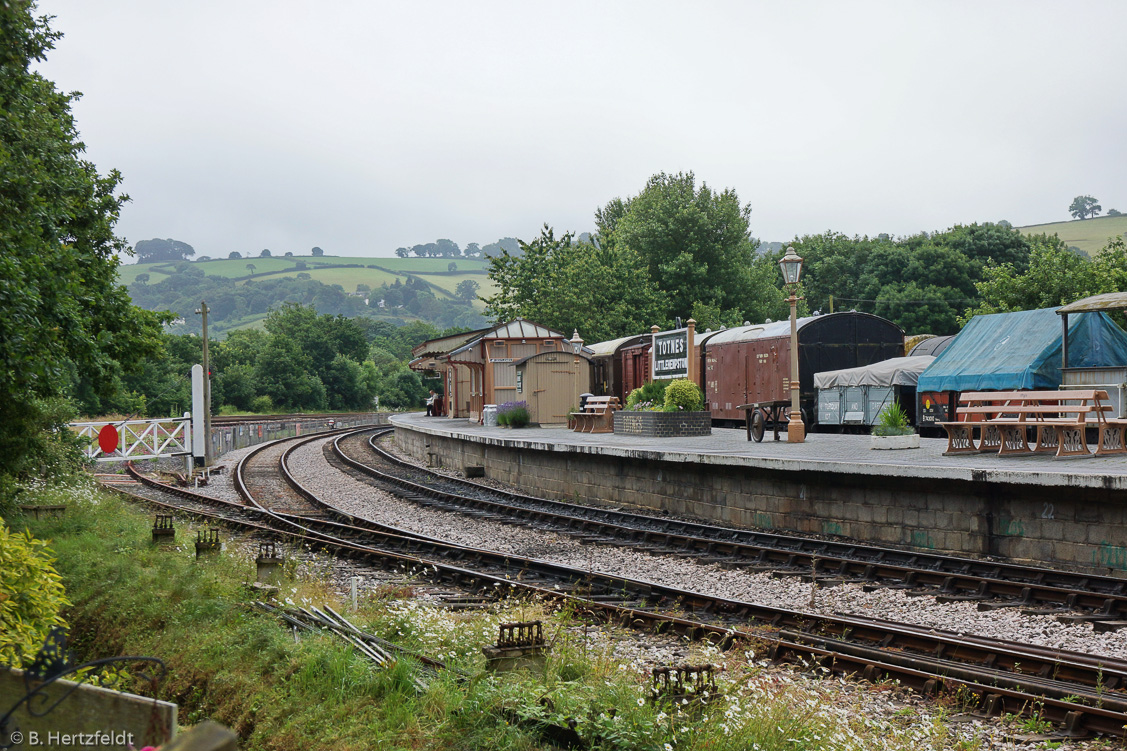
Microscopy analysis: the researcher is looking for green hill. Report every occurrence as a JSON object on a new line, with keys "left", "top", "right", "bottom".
{"left": 117, "top": 255, "right": 498, "bottom": 301}
{"left": 1017, "top": 216, "right": 1127, "bottom": 256}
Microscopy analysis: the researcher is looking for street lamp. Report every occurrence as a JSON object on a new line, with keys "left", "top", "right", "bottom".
{"left": 570, "top": 329, "right": 584, "bottom": 363}
{"left": 778, "top": 247, "right": 805, "bottom": 443}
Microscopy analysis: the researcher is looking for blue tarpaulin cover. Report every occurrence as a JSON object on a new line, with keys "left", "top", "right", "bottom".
{"left": 917, "top": 307, "right": 1127, "bottom": 392}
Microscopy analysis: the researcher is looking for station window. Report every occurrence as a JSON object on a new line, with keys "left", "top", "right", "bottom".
{"left": 542, "top": 340, "right": 555, "bottom": 350}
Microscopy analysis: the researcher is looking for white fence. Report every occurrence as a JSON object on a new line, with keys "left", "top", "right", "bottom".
{"left": 71, "top": 414, "right": 192, "bottom": 462}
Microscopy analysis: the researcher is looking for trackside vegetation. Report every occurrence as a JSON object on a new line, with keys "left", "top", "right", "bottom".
{"left": 3, "top": 476, "right": 1017, "bottom": 750}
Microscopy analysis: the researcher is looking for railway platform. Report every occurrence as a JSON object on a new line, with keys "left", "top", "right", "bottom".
{"left": 391, "top": 413, "right": 1127, "bottom": 491}
{"left": 391, "top": 412, "right": 1127, "bottom": 577}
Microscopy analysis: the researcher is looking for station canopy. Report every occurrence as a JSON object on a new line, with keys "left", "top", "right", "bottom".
{"left": 814, "top": 356, "right": 936, "bottom": 390}
{"left": 917, "top": 307, "right": 1127, "bottom": 392}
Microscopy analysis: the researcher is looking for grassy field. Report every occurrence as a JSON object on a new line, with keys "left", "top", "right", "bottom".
{"left": 117, "top": 255, "right": 497, "bottom": 301}
{"left": 1017, "top": 215, "right": 1127, "bottom": 256}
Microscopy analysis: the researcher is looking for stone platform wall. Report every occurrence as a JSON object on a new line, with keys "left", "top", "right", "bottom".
{"left": 395, "top": 426, "right": 1127, "bottom": 577}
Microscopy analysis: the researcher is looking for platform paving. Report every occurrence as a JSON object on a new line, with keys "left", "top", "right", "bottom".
{"left": 391, "top": 412, "right": 1127, "bottom": 491}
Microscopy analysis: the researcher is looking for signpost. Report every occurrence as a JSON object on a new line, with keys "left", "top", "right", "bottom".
{"left": 651, "top": 319, "right": 697, "bottom": 382}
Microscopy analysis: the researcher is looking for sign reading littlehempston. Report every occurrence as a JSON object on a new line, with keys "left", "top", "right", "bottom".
{"left": 652, "top": 328, "right": 689, "bottom": 380}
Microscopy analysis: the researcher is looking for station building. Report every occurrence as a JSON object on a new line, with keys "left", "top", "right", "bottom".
{"left": 410, "top": 319, "right": 591, "bottom": 425}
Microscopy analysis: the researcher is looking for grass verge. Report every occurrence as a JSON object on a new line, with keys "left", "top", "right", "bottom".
{"left": 6, "top": 477, "right": 997, "bottom": 750}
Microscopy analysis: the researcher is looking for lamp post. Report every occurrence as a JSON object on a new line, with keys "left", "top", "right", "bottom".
{"left": 570, "top": 329, "right": 584, "bottom": 363}
{"left": 778, "top": 247, "right": 805, "bottom": 443}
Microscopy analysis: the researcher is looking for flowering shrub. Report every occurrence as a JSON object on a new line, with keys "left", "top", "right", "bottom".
{"left": 496, "top": 401, "right": 531, "bottom": 428}
{"left": 662, "top": 379, "right": 704, "bottom": 412}
{"left": 625, "top": 380, "right": 667, "bottom": 411}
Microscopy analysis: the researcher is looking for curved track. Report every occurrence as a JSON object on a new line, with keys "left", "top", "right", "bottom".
{"left": 335, "top": 429, "right": 1127, "bottom": 622}
{"left": 109, "top": 428, "right": 1127, "bottom": 738}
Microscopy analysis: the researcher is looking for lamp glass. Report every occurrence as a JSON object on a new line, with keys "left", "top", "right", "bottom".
{"left": 778, "top": 248, "right": 803, "bottom": 286}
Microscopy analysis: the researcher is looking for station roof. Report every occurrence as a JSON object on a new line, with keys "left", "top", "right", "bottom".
{"left": 481, "top": 318, "right": 566, "bottom": 340}
{"left": 411, "top": 327, "right": 490, "bottom": 359}
{"left": 1057, "top": 292, "right": 1127, "bottom": 314}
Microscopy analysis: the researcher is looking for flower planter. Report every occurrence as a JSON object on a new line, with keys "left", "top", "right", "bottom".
{"left": 613, "top": 411, "right": 711, "bottom": 438}
{"left": 869, "top": 433, "right": 920, "bottom": 450}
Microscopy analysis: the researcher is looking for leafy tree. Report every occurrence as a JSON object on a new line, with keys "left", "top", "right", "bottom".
{"left": 484, "top": 225, "right": 669, "bottom": 343}
{"left": 793, "top": 223, "right": 1031, "bottom": 334}
{"left": 1108, "top": 208, "right": 1123, "bottom": 217}
{"left": 608, "top": 171, "right": 762, "bottom": 322}
{"left": 464, "top": 242, "right": 481, "bottom": 258}
{"left": 1070, "top": 195, "right": 1102, "bottom": 220}
{"left": 260, "top": 248, "right": 272, "bottom": 257}
{"left": 228, "top": 251, "right": 242, "bottom": 259}
{"left": 394, "top": 247, "right": 408, "bottom": 258}
{"left": 311, "top": 246, "right": 324, "bottom": 256}
{"left": 963, "top": 235, "right": 1127, "bottom": 321}
{"left": 482, "top": 237, "right": 521, "bottom": 258}
{"left": 0, "top": 2, "right": 167, "bottom": 491}
{"left": 254, "top": 337, "right": 326, "bottom": 410}
{"left": 245, "top": 263, "right": 256, "bottom": 274}
{"left": 135, "top": 273, "right": 150, "bottom": 284}
{"left": 448, "top": 262, "right": 457, "bottom": 272}
{"left": 134, "top": 237, "right": 195, "bottom": 263}
{"left": 435, "top": 238, "right": 460, "bottom": 257}
{"left": 455, "top": 279, "right": 480, "bottom": 301}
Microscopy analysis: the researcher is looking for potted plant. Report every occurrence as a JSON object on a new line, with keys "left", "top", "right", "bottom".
{"left": 870, "top": 401, "right": 919, "bottom": 449}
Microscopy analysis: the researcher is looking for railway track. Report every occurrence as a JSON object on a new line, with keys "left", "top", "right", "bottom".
{"left": 333, "top": 428, "right": 1127, "bottom": 626}
{"left": 109, "top": 429, "right": 1127, "bottom": 738}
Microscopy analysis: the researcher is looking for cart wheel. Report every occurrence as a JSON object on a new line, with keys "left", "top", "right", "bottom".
{"left": 751, "top": 411, "right": 766, "bottom": 442}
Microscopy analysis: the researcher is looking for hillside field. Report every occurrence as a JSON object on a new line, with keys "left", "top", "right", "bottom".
{"left": 117, "top": 255, "right": 498, "bottom": 304}
{"left": 1017, "top": 215, "right": 1127, "bottom": 256}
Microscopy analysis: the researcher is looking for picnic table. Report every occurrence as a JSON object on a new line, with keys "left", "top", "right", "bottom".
{"left": 939, "top": 389, "right": 1127, "bottom": 458}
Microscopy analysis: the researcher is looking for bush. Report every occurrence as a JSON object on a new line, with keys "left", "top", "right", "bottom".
{"left": 496, "top": 401, "right": 530, "bottom": 428}
{"left": 662, "top": 378, "right": 704, "bottom": 412}
{"left": 625, "top": 380, "right": 667, "bottom": 411}
{"left": 0, "top": 523, "right": 70, "bottom": 668}
{"left": 250, "top": 395, "right": 275, "bottom": 413}
{"left": 872, "top": 401, "right": 914, "bottom": 436}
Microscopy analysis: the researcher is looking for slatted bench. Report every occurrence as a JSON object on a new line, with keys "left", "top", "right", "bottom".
{"left": 571, "top": 396, "right": 621, "bottom": 434}
{"left": 939, "top": 389, "right": 1127, "bottom": 458}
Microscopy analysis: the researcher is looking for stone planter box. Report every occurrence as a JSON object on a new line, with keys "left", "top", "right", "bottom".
{"left": 870, "top": 433, "right": 920, "bottom": 450}
{"left": 613, "top": 411, "right": 711, "bottom": 438}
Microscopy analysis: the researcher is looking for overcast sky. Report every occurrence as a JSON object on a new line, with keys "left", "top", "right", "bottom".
{"left": 35, "top": 1, "right": 1127, "bottom": 261}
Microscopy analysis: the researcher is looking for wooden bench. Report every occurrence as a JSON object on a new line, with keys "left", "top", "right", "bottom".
{"left": 939, "top": 389, "right": 1127, "bottom": 458}
{"left": 571, "top": 396, "right": 621, "bottom": 434}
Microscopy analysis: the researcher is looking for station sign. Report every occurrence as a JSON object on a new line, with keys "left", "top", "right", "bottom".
{"left": 652, "top": 328, "right": 689, "bottom": 380}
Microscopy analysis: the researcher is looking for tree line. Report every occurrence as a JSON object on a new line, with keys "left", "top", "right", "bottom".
{"left": 485, "top": 173, "right": 1118, "bottom": 345}
{"left": 394, "top": 237, "right": 523, "bottom": 258}
{"left": 81, "top": 304, "right": 462, "bottom": 419}
{"left": 127, "top": 264, "right": 486, "bottom": 336}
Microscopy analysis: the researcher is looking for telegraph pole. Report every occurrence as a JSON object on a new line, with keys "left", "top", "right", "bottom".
{"left": 196, "top": 301, "right": 213, "bottom": 465}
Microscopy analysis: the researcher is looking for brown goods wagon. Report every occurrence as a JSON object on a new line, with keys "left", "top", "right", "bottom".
{"left": 702, "top": 312, "right": 905, "bottom": 426}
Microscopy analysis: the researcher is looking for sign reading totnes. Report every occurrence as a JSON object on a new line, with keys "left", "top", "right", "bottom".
{"left": 652, "top": 328, "right": 689, "bottom": 380}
